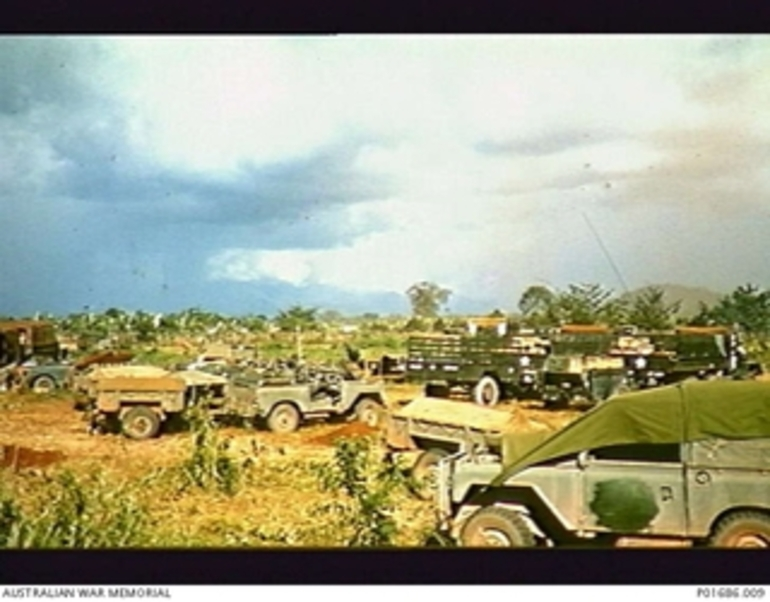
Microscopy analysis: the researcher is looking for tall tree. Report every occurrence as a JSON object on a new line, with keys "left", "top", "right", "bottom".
{"left": 518, "top": 285, "right": 558, "bottom": 327}
{"left": 691, "top": 284, "right": 770, "bottom": 336}
{"left": 555, "top": 283, "right": 626, "bottom": 326}
{"left": 626, "top": 286, "right": 682, "bottom": 331}
{"left": 406, "top": 281, "right": 452, "bottom": 318}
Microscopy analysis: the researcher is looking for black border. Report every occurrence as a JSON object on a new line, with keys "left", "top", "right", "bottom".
{"left": 2, "top": 0, "right": 770, "bottom": 34}
{"left": 2, "top": 1, "right": 769, "bottom": 589}
{"left": 1, "top": 549, "right": 769, "bottom": 585}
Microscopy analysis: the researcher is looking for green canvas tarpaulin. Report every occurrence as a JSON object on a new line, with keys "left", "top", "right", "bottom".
{"left": 492, "top": 380, "right": 770, "bottom": 486}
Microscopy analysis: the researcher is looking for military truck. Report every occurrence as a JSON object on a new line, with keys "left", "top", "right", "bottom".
{"left": 406, "top": 318, "right": 550, "bottom": 406}
{"left": 231, "top": 378, "right": 387, "bottom": 434}
{"left": 437, "top": 380, "right": 770, "bottom": 547}
{"left": 622, "top": 326, "right": 761, "bottom": 389}
{"left": 386, "top": 396, "right": 554, "bottom": 500}
{"left": 540, "top": 325, "right": 628, "bottom": 407}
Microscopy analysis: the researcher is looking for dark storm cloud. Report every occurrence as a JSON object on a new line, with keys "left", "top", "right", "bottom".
{"left": 0, "top": 37, "right": 108, "bottom": 116}
{"left": 0, "top": 37, "right": 395, "bottom": 315}
{"left": 474, "top": 128, "right": 620, "bottom": 157}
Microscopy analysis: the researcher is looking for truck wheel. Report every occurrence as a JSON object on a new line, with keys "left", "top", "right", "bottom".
{"left": 267, "top": 403, "right": 301, "bottom": 434}
{"left": 473, "top": 376, "right": 501, "bottom": 406}
{"left": 709, "top": 511, "right": 770, "bottom": 548}
{"left": 121, "top": 407, "right": 161, "bottom": 440}
{"left": 30, "top": 375, "right": 57, "bottom": 394}
{"left": 355, "top": 398, "right": 384, "bottom": 428}
{"left": 410, "top": 448, "right": 450, "bottom": 501}
{"left": 460, "top": 506, "right": 536, "bottom": 547}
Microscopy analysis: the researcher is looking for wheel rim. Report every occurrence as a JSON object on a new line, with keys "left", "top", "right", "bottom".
{"left": 480, "top": 383, "right": 496, "bottom": 404}
{"left": 128, "top": 416, "right": 153, "bottom": 438}
{"left": 361, "top": 406, "right": 379, "bottom": 427}
{"left": 33, "top": 378, "right": 54, "bottom": 393}
{"left": 732, "top": 532, "right": 770, "bottom": 548}
{"left": 274, "top": 409, "right": 296, "bottom": 431}
{"left": 478, "top": 528, "right": 512, "bottom": 547}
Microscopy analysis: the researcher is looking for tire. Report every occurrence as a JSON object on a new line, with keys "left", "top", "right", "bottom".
{"left": 121, "top": 407, "right": 161, "bottom": 440}
{"left": 460, "top": 506, "right": 537, "bottom": 547}
{"left": 473, "top": 376, "right": 501, "bottom": 406}
{"left": 709, "top": 511, "right": 770, "bottom": 548}
{"left": 410, "top": 448, "right": 450, "bottom": 501}
{"left": 30, "top": 375, "right": 57, "bottom": 394}
{"left": 355, "top": 398, "right": 384, "bottom": 428}
{"left": 267, "top": 403, "right": 301, "bottom": 434}
{"left": 424, "top": 383, "right": 450, "bottom": 398}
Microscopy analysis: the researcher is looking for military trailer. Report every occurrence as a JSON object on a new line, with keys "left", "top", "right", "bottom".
{"left": 541, "top": 325, "right": 628, "bottom": 407}
{"left": 231, "top": 378, "right": 387, "bottom": 434}
{"left": 86, "top": 369, "right": 229, "bottom": 439}
{"left": 406, "top": 319, "right": 549, "bottom": 406}
{"left": 386, "top": 396, "right": 553, "bottom": 500}
{"left": 437, "top": 380, "right": 770, "bottom": 548}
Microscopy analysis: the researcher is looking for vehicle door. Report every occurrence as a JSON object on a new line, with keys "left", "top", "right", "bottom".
{"left": 579, "top": 443, "right": 687, "bottom": 536}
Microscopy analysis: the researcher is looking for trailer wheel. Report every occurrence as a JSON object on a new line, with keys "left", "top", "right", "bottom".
{"left": 267, "top": 403, "right": 301, "bottom": 434}
{"left": 121, "top": 407, "right": 161, "bottom": 440}
{"left": 410, "top": 448, "right": 450, "bottom": 501}
{"left": 473, "top": 376, "right": 501, "bottom": 406}
{"left": 709, "top": 511, "right": 770, "bottom": 548}
{"left": 460, "top": 506, "right": 537, "bottom": 547}
{"left": 30, "top": 374, "right": 57, "bottom": 394}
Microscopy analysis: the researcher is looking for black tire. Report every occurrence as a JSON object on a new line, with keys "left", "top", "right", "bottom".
{"left": 121, "top": 407, "right": 161, "bottom": 440}
{"left": 460, "top": 506, "right": 537, "bottom": 547}
{"left": 709, "top": 511, "right": 770, "bottom": 548}
{"left": 267, "top": 403, "right": 301, "bottom": 434}
{"left": 410, "top": 448, "right": 450, "bottom": 501}
{"left": 30, "top": 374, "right": 57, "bottom": 394}
{"left": 424, "top": 383, "right": 450, "bottom": 398}
{"left": 355, "top": 398, "right": 384, "bottom": 428}
{"left": 473, "top": 376, "right": 501, "bottom": 406}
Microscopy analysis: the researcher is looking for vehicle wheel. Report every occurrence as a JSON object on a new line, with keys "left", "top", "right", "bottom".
{"left": 709, "top": 511, "right": 770, "bottom": 548}
{"left": 410, "top": 448, "right": 450, "bottom": 501}
{"left": 460, "top": 506, "right": 537, "bottom": 547}
{"left": 267, "top": 403, "right": 301, "bottom": 434}
{"left": 355, "top": 398, "right": 384, "bottom": 428}
{"left": 30, "top": 375, "right": 57, "bottom": 394}
{"left": 121, "top": 407, "right": 161, "bottom": 440}
{"left": 473, "top": 376, "right": 501, "bottom": 406}
{"left": 424, "top": 383, "right": 450, "bottom": 398}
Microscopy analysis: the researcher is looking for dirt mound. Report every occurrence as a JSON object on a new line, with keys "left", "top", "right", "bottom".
{"left": 307, "top": 422, "right": 379, "bottom": 446}
{"left": 0, "top": 444, "right": 66, "bottom": 471}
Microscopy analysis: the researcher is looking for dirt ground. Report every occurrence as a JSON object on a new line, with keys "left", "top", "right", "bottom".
{"left": 0, "top": 384, "right": 583, "bottom": 546}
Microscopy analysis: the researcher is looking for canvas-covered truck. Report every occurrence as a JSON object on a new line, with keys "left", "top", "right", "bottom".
{"left": 406, "top": 326, "right": 550, "bottom": 406}
{"left": 386, "top": 396, "right": 553, "bottom": 499}
{"left": 437, "top": 380, "right": 770, "bottom": 548}
{"left": 0, "top": 320, "right": 69, "bottom": 392}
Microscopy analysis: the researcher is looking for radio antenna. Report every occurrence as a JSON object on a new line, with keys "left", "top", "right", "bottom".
{"left": 581, "top": 211, "right": 629, "bottom": 294}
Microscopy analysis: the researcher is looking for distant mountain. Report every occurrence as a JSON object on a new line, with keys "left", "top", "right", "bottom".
{"left": 621, "top": 283, "right": 725, "bottom": 318}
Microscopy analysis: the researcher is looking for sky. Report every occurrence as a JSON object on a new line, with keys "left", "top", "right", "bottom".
{"left": 1, "top": 35, "right": 769, "bottom": 317}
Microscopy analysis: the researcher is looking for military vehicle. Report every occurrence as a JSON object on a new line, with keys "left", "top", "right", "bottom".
{"left": 406, "top": 318, "right": 550, "bottom": 406}
{"left": 231, "top": 377, "right": 387, "bottom": 434}
{"left": 437, "top": 380, "right": 770, "bottom": 547}
{"left": 86, "top": 369, "right": 229, "bottom": 439}
{"left": 622, "top": 326, "right": 761, "bottom": 389}
{"left": 386, "top": 396, "right": 554, "bottom": 500}
{"left": 540, "top": 325, "right": 628, "bottom": 407}
{"left": 0, "top": 320, "right": 70, "bottom": 392}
